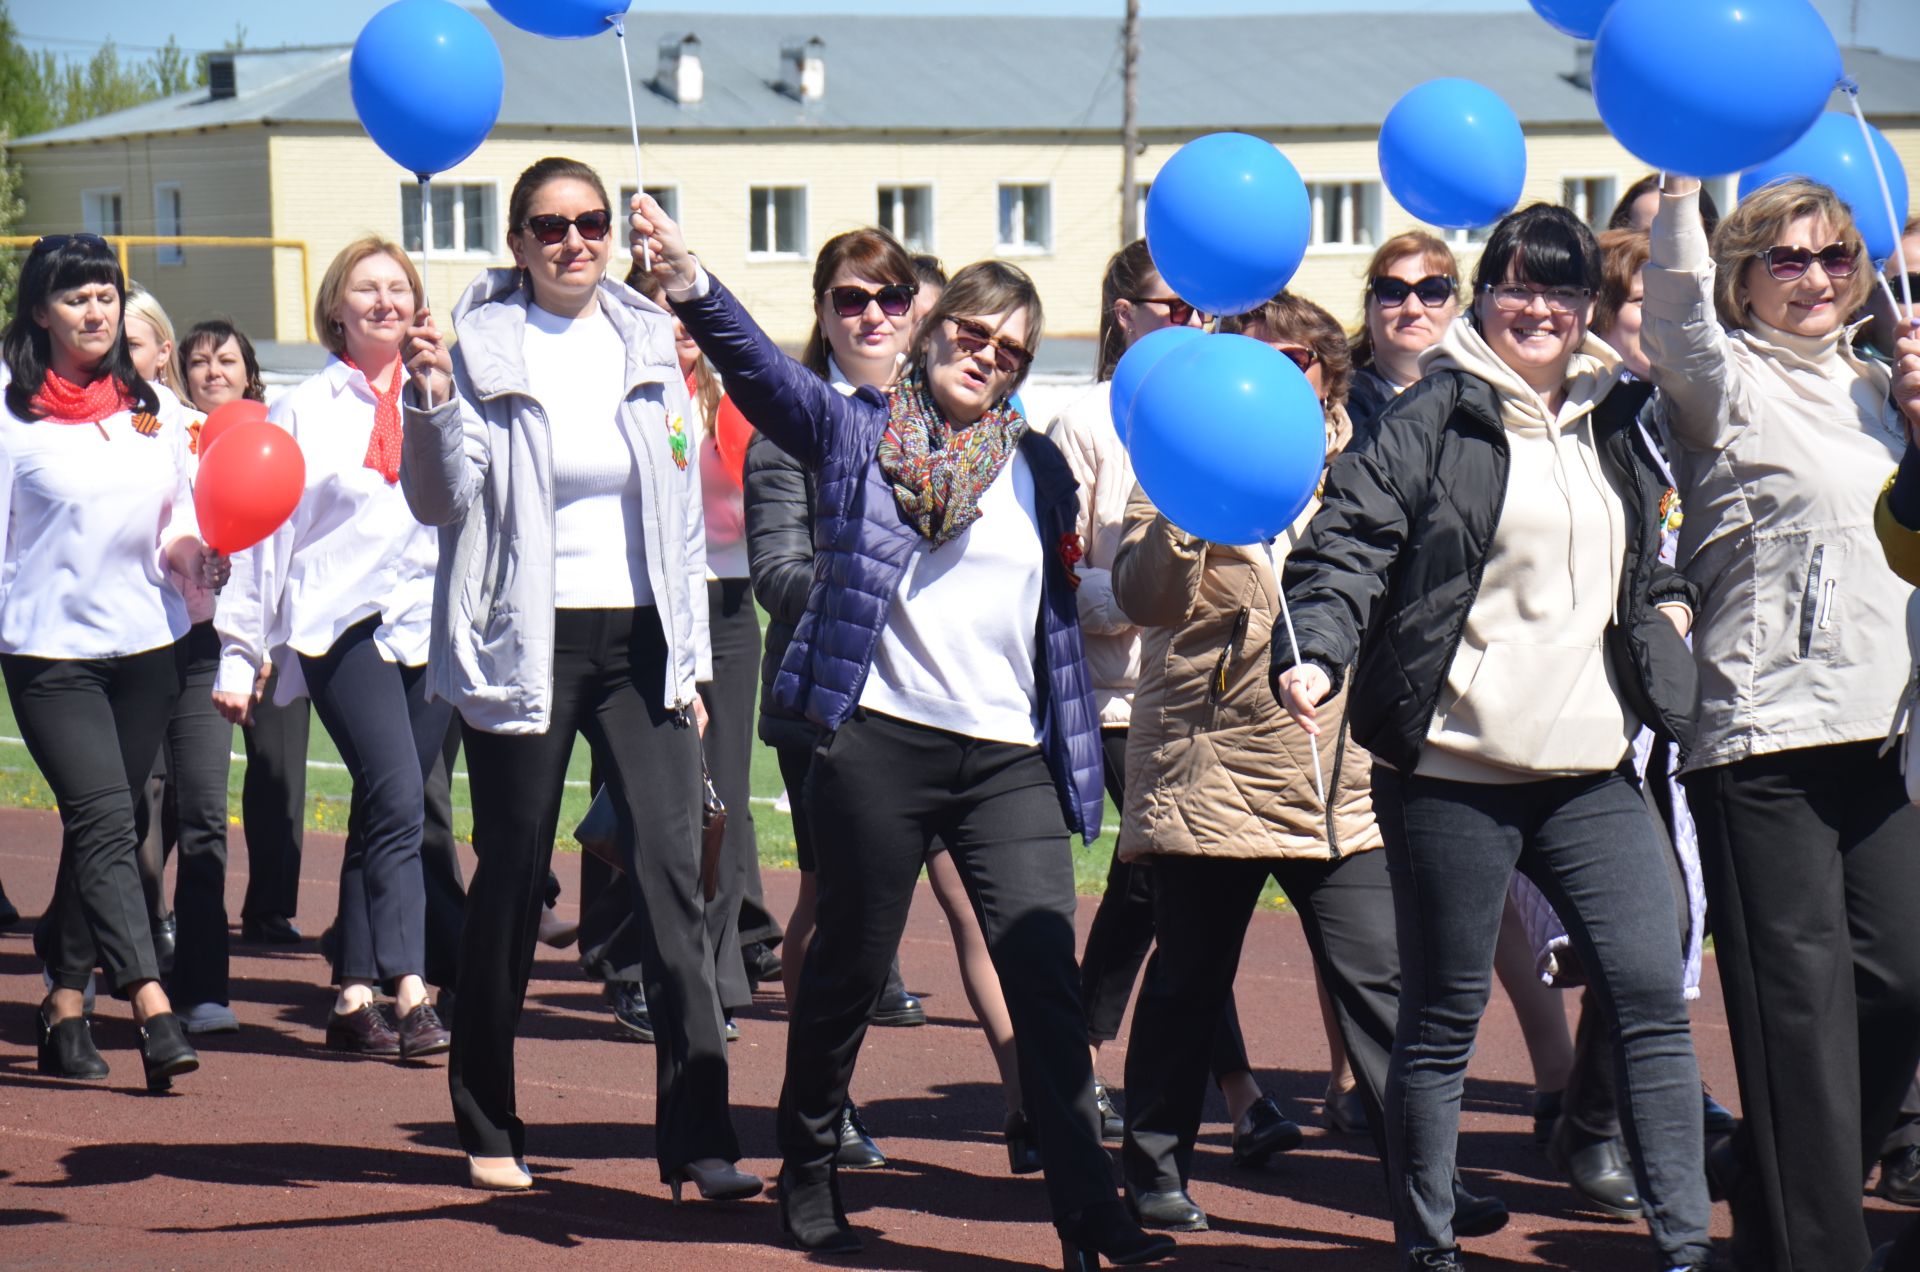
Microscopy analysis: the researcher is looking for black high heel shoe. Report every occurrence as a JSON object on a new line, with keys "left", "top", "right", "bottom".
{"left": 776, "top": 1165, "right": 862, "bottom": 1254}
{"left": 138, "top": 1011, "right": 199, "bottom": 1092}
{"left": 1005, "top": 1109, "right": 1043, "bottom": 1175}
{"left": 1059, "top": 1200, "right": 1177, "bottom": 1269}
{"left": 667, "top": 1159, "right": 763, "bottom": 1203}
{"left": 36, "top": 1000, "right": 108, "bottom": 1080}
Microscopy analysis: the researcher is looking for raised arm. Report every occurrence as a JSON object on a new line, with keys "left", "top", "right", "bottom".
{"left": 744, "top": 431, "right": 817, "bottom": 625}
{"left": 1641, "top": 178, "right": 1752, "bottom": 453}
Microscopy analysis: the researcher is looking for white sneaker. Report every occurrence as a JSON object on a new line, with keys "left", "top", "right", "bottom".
{"left": 41, "top": 968, "right": 96, "bottom": 1014}
{"left": 180, "top": 1002, "right": 239, "bottom": 1033}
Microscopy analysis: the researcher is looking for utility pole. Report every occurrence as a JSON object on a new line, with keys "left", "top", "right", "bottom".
{"left": 1120, "top": 0, "right": 1141, "bottom": 244}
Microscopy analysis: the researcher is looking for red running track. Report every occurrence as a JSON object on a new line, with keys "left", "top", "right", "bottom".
{"left": 0, "top": 807, "right": 1909, "bottom": 1269}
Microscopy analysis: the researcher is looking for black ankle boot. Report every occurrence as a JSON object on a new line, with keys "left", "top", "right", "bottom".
{"left": 777, "top": 1165, "right": 861, "bottom": 1254}
{"left": 138, "top": 1012, "right": 199, "bottom": 1092}
{"left": 1059, "top": 1199, "right": 1177, "bottom": 1269}
{"left": 36, "top": 1001, "right": 108, "bottom": 1080}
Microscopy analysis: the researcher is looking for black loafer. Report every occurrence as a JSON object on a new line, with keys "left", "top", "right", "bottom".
{"left": 1879, "top": 1145, "right": 1920, "bottom": 1207}
{"left": 741, "top": 941, "right": 784, "bottom": 985}
{"left": 36, "top": 1002, "right": 109, "bottom": 1080}
{"left": 1451, "top": 1179, "right": 1508, "bottom": 1238}
{"left": 871, "top": 986, "right": 926, "bottom": 1027}
{"left": 240, "top": 914, "right": 304, "bottom": 945}
{"left": 1231, "top": 1094, "right": 1304, "bottom": 1167}
{"left": 1127, "top": 1186, "right": 1208, "bottom": 1232}
{"left": 1547, "top": 1120, "right": 1642, "bottom": 1220}
{"left": 1094, "top": 1079, "right": 1125, "bottom": 1141}
{"left": 1059, "top": 1200, "right": 1176, "bottom": 1269}
{"left": 152, "top": 912, "right": 177, "bottom": 976}
{"left": 834, "top": 1100, "right": 887, "bottom": 1169}
{"left": 138, "top": 1011, "right": 200, "bottom": 1092}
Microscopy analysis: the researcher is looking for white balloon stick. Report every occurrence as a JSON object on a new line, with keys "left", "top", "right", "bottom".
{"left": 1842, "top": 84, "right": 1914, "bottom": 318}
{"left": 611, "top": 16, "right": 653, "bottom": 273}
{"left": 416, "top": 172, "right": 433, "bottom": 308}
{"left": 1275, "top": 584, "right": 1328, "bottom": 811}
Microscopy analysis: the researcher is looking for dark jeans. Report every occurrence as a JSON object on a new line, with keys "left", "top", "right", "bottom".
{"left": 420, "top": 719, "right": 465, "bottom": 992}
{"left": 1686, "top": 741, "right": 1920, "bottom": 1272}
{"left": 699, "top": 578, "right": 762, "bottom": 1011}
{"left": 160, "top": 622, "right": 233, "bottom": 1008}
{"left": 1373, "top": 764, "right": 1710, "bottom": 1267}
{"left": 451, "top": 607, "right": 737, "bottom": 1173}
{"left": 783, "top": 709, "right": 1112, "bottom": 1220}
{"left": 1124, "top": 848, "right": 1400, "bottom": 1195}
{"left": 5, "top": 640, "right": 184, "bottom": 994}
{"left": 239, "top": 667, "right": 308, "bottom": 925}
{"left": 298, "top": 617, "right": 448, "bottom": 986}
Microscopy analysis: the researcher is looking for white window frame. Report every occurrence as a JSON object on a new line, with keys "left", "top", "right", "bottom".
{"left": 153, "top": 182, "right": 184, "bottom": 266}
{"left": 1446, "top": 224, "right": 1495, "bottom": 247}
{"left": 1134, "top": 180, "right": 1153, "bottom": 239}
{"left": 996, "top": 181, "right": 1054, "bottom": 256}
{"left": 1561, "top": 172, "right": 1622, "bottom": 230}
{"left": 399, "top": 180, "right": 503, "bottom": 258}
{"left": 81, "top": 187, "right": 124, "bottom": 238}
{"left": 619, "top": 184, "right": 681, "bottom": 226}
{"left": 747, "top": 183, "right": 810, "bottom": 261}
{"left": 1305, "top": 178, "right": 1384, "bottom": 253}
{"left": 875, "top": 181, "right": 936, "bottom": 254}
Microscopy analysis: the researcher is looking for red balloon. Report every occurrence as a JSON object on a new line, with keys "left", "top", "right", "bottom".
{"left": 195, "top": 419, "right": 306, "bottom": 553}
{"left": 196, "top": 397, "right": 268, "bottom": 457}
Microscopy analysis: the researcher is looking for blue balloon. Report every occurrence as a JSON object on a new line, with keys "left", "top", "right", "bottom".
{"left": 1128, "top": 334, "right": 1327, "bottom": 546}
{"left": 1529, "top": 0, "right": 1615, "bottom": 38}
{"left": 350, "top": 0, "right": 504, "bottom": 177}
{"left": 1740, "top": 112, "right": 1912, "bottom": 265}
{"left": 1145, "top": 134, "right": 1311, "bottom": 319}
{"left": 1592, "top": 0, "right": 1840, "bottom": 178}
{"left": 490, "top": 0, "right": 630, "bottom": 39}
{"left": 1108, "top": 325, "right": 1206, "bottom": 447}
{"left": 1378, "top": 80, "right": 1528, "bottom": 231}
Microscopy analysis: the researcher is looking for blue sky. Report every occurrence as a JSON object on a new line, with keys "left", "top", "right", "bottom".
{"left": 14, "top": 0, "right": 1919, "bottom": 59}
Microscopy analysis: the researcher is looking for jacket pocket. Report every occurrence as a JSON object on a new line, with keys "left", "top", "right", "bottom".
{"left": 1798, "top": 544, "right": 1827, "bottom": 659}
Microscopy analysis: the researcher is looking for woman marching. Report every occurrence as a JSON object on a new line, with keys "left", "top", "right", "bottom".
{"left": 401, "top": 157, "right": 755, "bottom": 1202}
{"left": 2, "top": 233, "right": 225, "bottom": 1089}
{"left": 1276, "top": 203, "right": 1713, "bottom": 1271}
{"left": 214, "top": 235, "right": 450, "bottom": 1064}
{"left": 634, "top": 196, "right": 1172, "bottom": 1267}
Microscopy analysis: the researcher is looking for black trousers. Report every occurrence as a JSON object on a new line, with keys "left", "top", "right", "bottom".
{"left": 420, "top": 719, "right": 465, "bottom": 993}
{"left": 6, "top": 640, "right": 184, "bottom": 994}
{"left": 699, "top": 579, "right": 762, "bottom": 1010}
{"left": 782, "top": 709, "right": 1111, "bottom": 1219}
{"left": 779, "top": 742, "right": 819, "bottom": 873}
{"left": 1686, "top": 741, "right": 1920, "bottom": 1272}
{"left": 1123, "top": 849, "right": 1400, "bottom": 1194}
{"left": 239, "top": 666, "right": 308, "bottom": 925}
{"left": 158, "top": 622, "right": 232, "bottom": 1007}
{"left": 451, "top": 607, "right": 737, "bottom": 1173}
{"left": 299, "top": 617, "right": 448, "bottom": 986}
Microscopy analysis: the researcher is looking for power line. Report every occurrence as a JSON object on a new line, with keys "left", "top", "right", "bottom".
{"left": 17, "top": 31, "right": 217, "bottom": 55}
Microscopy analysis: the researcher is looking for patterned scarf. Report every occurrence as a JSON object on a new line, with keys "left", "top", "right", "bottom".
{"left": 877, "top": 370, "right": 1027, "bottom": 547}
{"left": 344, "top": 357, "right": 403, "bottom": 483}
{"left": 32, "top": 367, "right": 136, "bottom": 425}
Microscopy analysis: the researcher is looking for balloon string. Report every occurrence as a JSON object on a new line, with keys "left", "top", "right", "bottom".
{"left": 611, "top": 17, "right": 653, "bottom": 273}
{"left": 1841, "top": 84, "right": 1914, "bottom": 319}
{"left": 1275, "top": 584, "right": 1328, "bottom": 810}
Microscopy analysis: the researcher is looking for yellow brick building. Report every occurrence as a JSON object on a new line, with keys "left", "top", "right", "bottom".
{"left": 15, "top": 11, "right": 1919, "bottom": 372}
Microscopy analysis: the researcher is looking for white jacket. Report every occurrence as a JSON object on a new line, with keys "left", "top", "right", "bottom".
{"left": 1049, "top": 381, "right": 1142, "bottom": 728}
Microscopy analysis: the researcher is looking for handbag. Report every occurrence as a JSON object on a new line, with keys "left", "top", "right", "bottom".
{"left": 572, "top": 764, "right": 728, "bottom": 901}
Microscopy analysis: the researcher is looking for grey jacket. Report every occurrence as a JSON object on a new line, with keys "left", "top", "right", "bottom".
{"left": 400, "top": 269, "right": 710, "bottom": 735}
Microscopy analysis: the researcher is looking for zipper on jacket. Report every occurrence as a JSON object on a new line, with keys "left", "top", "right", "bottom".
{"left": 1210, "top": 606, "right": 1251, "bottom": 703}
{"left": 1799, "top": 546, "right": 1826, "bottom": 658}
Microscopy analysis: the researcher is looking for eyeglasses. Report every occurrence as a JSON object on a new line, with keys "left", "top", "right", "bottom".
{"left": 1274, "top": 345, "right": 1320, "bottom": 373}
{"left": 826, "top": 284, "right": 917, "bottom": 319}
{"left": 522, "top": 210, "right": 614, "bottom": 246}
{"left": 1482, "top": 283, "right": 1592, "bottom": 313}
{"left": 1125, "top": 295, "right": 1208, "bottom": 327}
{"left": 1762, "top": 242, "right": 1858, "bottom": 281}
{"left": 944, "top": 316, "right": 1034, "bottom": 373}
{"left": 29, "top": 233, "right": 110, "bottom": 256}
{"left": 1370, "top": 275, "right": 1456, "bottom": 309}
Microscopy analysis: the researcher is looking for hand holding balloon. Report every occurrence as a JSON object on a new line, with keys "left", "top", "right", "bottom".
{"left": 630, "top": 192, "right": 700, "bottom": 294}
{"left": 1895, "top": 330, "right": 1920, "bottom": 440}
{"left": 406, "top": 310, "right": 453, "bottom": 407}
{"left": 1275, "top": 664, "right": 1331, "bottom": 736}
{"left": 166, "top": 538, "right": 231, "bottom": 591}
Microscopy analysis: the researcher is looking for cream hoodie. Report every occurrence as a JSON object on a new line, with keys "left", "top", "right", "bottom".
{"left": 1413, "top": 318, "right": 1639, "bottom": 783}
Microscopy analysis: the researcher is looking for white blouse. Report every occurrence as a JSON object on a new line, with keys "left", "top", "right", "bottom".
{"left": 0, "top": 379, "right": 198, "bottom": 659}
{"left": 214, "top": 358, "right": 438, "bottom": 703}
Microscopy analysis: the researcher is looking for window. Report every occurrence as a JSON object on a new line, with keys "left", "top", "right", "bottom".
{"left": 1134, "top": 180, "right": 1152, "bottom": 238}
{"left": 749, "top": 185, "right": 807, "bottom": 258}
{"left": 154, "top": 183, "right": 183, "bottom": 266}
{"left": 1446, "top": 224, "right": 1495, "bottom": 247}
{"left": 82, "top": 189, "right": 123, "bottom": 237}
{"left": 401, "top": 183, "right": 496, "bottom": 255}
{"left": 997, "top": 183, "right": 1052, "bottom": 254}
{"left": 619, "top": 185, "right": 680, "bottom": 224}
{"left": 1562, "top": 175, "right": 1619, "bottom": 229}
{"left": 1307, "top": 181, "right": 1382, "bottom": 249}
{"left": 877, "top": 185, "right": 933, "bottom": 252}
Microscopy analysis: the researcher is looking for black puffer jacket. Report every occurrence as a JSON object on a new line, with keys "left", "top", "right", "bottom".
{"left": 1273, "top": 371, "right": 1701, "bottom": 772}
{"left": 743, "top": 430, "right": 818, "bottom": 751}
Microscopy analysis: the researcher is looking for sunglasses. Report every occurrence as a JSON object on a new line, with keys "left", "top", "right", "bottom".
{"left": 1274, "top": 345, "right": 1320, "bottom": 374}
{"left": 1761, "top": 242, "right": 1857, "bottom": 282}
{"left": 1371, "top": 275, "right": 1456, "bottom": 309}
{"left": 945, "top": 315, "right": 1034, "bottom": 373}
{"left": 826, "top": 284, "right": 917, "bottom": 319}
{"left": 1125, "top": 295, "right": 1208, "bottom": 327}
{"left": 522, "top": 210, "right": 614, "bottom": 246}
{"left": 30, "top": 233, "right": 111, "bottom": 256}
{"left": 1482, "top": 283, "right": 1591, "bottom": 313}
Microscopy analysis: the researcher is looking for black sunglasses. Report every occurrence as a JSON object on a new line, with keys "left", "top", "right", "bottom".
{"left": 946, "top": 316, "right": 1034, "bottom": 373}
{"left": 1370, "top": 275, "right": 1456, "bottom": 308}
{"left": 1125, "top": 295, "right": 1208, "bottom": 327}
{"left": 826, "top": 284, "right": 917, "bottom": 319}
{"left": 1761, "top": 242, "right": 1858, "bottom": 282}
{"left": 523, "top": 210, "right": 614, "bottom": 246}
{"left": 30, "top": 233, "right": 111, "bottom": 256}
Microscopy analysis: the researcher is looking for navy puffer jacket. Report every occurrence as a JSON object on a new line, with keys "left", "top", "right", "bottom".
{"left": 673, "top": 277, "right": 1104, "bottom": 841}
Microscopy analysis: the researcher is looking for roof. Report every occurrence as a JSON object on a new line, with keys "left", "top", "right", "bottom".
{"left": 20, "top": 9, "right": 1920, "bottom": 148}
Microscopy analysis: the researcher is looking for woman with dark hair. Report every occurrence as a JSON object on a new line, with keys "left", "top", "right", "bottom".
{"left": 1277, "top": 203, "right": 1713, "bottom": 1271}
{"left": 0, "top": 233, "right": 226, "bottom": 1089}
{"left": 182, "top": 320, "right": 268, "bottom": 414}
{"left": 1609, "top": 174, "right": 1720, "bottom": 237}
{"left": 1347, "top": 231, "right": 1461, "bottom": 429}
{"left": 1647, "top": 174, "right": 1920, "bottom": 1272}
{"left": 637, "top": 196, "right": 1172, "bottom": 1266}
{"left": 402, "top": 156, "right": 755, "bottom": 1202}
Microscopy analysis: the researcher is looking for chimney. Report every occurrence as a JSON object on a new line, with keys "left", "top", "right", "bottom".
{"left": 656, "top": 34, "right": 703, "bottom": 106}
{"left": 780, "top": 37, "right": 825, "bottom": 103}
{"left": 208, "top": 52, "right": 237, "bottom": 100}
{"left": 1569, "top": 41, "right": 1594, "bottom": 91}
